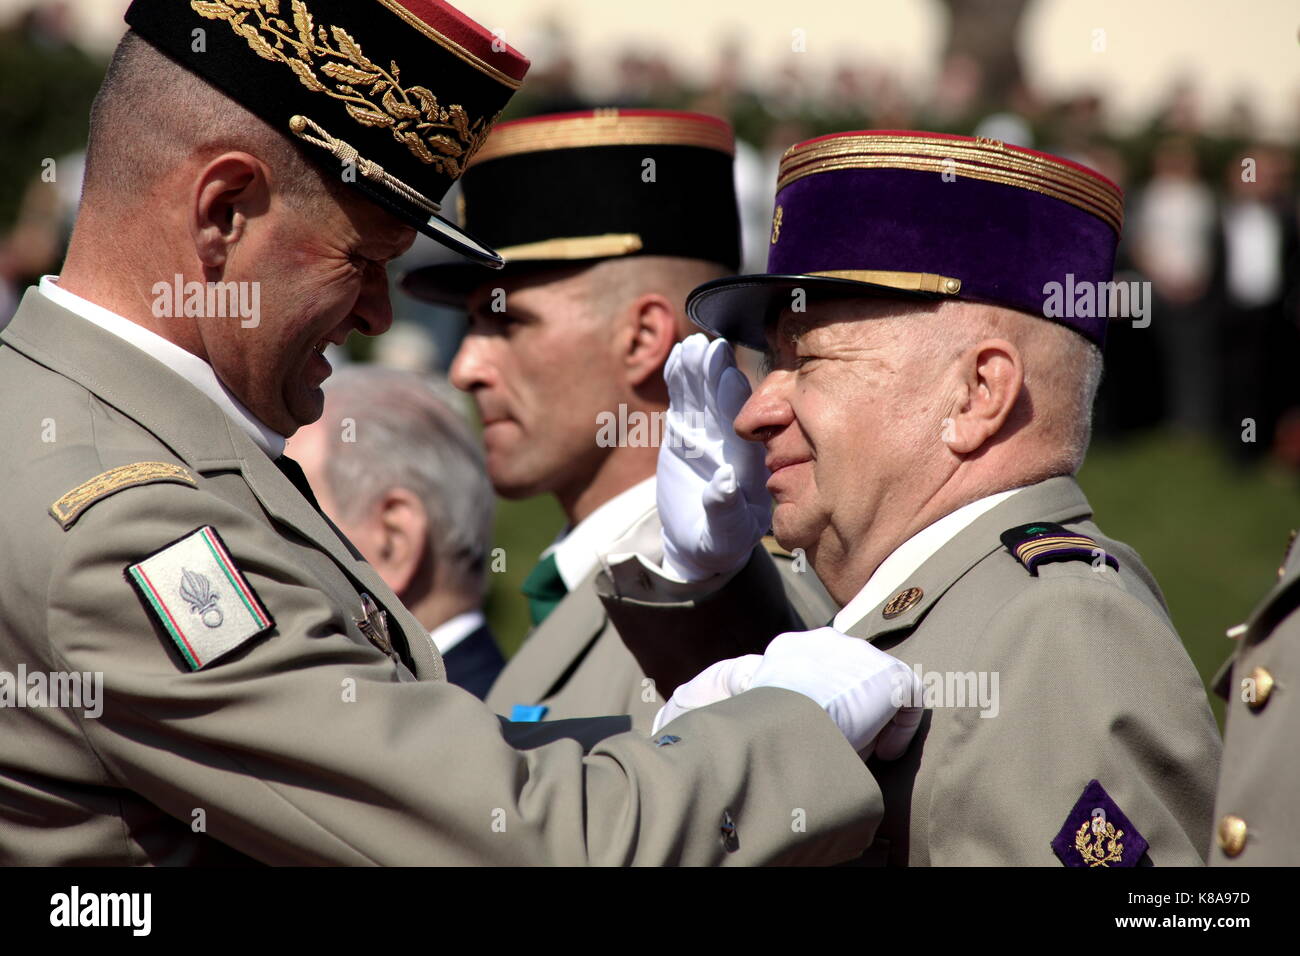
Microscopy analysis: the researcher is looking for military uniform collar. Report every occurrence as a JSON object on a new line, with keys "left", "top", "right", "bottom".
{"left": 4, "top": 287, "right": 246, "bottom": 469}
{"left": 1222, "top": 529, "right": 1300, "bottom": 652}
{"left": 844, "top": 475, "right": 1094, "bottom": 643}
{"left": 3, "top": 288, "right": 336, "bottom": 549}
{"left": 549, "top": 476, "right": 658, "bottom": 591}
{"left": 35, "top": 277, "right": 286, "bottom": 457}
{"left": 834, "top": 486, "right": 1025, "bottom": 633}
{"left": 500, "top": 565, "right": 610, "bottom": 703}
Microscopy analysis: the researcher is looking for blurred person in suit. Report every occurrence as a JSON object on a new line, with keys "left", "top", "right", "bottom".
{"left": 287, "top": 365, "right": 505, "bottom": 699}
{"left": 1130, "top": 137, "right": 1217, "bottom": 436}
{"left": 1210, "top": 144, "right": 1300, "bottom": 464}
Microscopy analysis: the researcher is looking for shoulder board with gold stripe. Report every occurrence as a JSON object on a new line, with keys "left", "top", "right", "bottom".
{"left": 999, "top": 521, "right": 1119, "bottom": 575}
{"left": 50, "top": 462, "right": 197, "bottom": 530}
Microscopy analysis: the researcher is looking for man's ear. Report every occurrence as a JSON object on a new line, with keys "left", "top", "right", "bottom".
{"left": 620, "top": 292, "right": 679, "bottom": 389}
{"left": 941, "top": 338, "right": 1024, "bottom": 455}
{"left": 190, "top": 152, "right": 269, "bottom": 270}
{"left": 373, "top": 487, "right": 430, "bottom": 598}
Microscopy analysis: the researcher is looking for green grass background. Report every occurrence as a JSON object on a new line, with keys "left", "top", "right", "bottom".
{"left": 483, "top": 433, "right": 1298, "bottom": 729}
{"left": 1077, "top": 435, "right": 1296, "bottom": 726}
{"left": 482, "top": 494, "right": 564, "bottom": 660}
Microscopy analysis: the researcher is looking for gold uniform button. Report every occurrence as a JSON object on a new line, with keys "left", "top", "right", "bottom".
{"left": 1248, "top": 666, "right": 1275, "bottom": 711}
{"left": 1217, "top": 814, "right": 1248, "bottom": 858}
{"left": 1280, "top": 528, "right": 1297, "bottom": 578}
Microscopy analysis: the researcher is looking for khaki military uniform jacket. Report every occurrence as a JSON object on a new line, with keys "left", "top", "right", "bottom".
{"left": 0, "top": 288, "right": 882, "bottom": 866}
{"left": 1211, "top": 531, "right": 1300, "bottom": 865}
{"left": 488, "top": 525, "right": 836, "bottom": 730}
{"left": 599, "top": 477, "right": 1222, "bottom": 865}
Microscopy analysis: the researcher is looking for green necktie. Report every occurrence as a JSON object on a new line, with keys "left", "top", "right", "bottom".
{"left": 522, "top": 552, "right": 568, "bottom": 627}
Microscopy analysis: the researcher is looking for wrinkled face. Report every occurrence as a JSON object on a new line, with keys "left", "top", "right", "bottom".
{"left": 734, "top": 300, "right": 946, "bottom": 564}
{"left": 450, "top": 267, "right": 624, "bottom": 500}
{"left": 201, "top": 189, "right": 416, "bottom": 436}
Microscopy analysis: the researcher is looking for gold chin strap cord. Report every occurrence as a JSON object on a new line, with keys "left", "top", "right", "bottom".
{"left": 808, "top": 269, "right": 962, "bottom": 295}
{"left": 289, "top": 114, "right": 442, "bottom": 217}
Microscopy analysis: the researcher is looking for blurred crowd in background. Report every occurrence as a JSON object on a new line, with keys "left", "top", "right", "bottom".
{"left": 2, "top": 0, "right": 1297, "bottom": 471}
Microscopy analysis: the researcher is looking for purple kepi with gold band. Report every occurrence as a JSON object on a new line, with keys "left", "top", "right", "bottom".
{"left": 125, "top": 0, "right": 529, "bottom": 266}
{"left": 686, "top": 129, "right": 1124, "bottom": 348}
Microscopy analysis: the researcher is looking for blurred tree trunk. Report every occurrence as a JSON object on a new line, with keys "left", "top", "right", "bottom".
{"left": 937, "top": 0, "right": 1032, "bottom": 109}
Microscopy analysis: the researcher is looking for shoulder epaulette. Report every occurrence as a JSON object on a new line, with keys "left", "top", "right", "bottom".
{"left": 1000, "top": 521, "right": 1119, "bottom": 575}
{"left": 50, "top": 461, "right": 197, "bottom": 530}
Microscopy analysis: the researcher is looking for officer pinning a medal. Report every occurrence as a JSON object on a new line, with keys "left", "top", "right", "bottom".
{"left": 594, "top": 130, "right": 1224, "bottom": 865}
{"left": 401, "top": 108, "right": 835, "bottom": 728}
{"left": 0, "top": 0, "right": 921, "bottom": 865}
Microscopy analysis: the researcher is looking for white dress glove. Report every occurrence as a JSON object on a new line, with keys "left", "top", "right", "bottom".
{"left": 653, "top": 627, "right": 924, "bottom": 759}
{"left": 657, "top": 334, "right": 772, "bottom": 583}
{"left": 651, "top": 654, "right": 763, "bottom": 734}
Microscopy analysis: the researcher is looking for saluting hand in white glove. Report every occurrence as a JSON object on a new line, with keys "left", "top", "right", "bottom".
{"left": 658, "top": 333, "right": 772, "bottom": 582}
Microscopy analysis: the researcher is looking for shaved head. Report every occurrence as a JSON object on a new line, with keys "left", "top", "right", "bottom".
{"left": 83, "top": 30, "right": 338, "bottom": 212}
{"left": 581, "top": 255, "right": 730, "bottom": 333}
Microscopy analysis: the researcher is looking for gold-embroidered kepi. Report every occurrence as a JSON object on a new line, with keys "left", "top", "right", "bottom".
{"left": 125, "top": 0, "right": 530, "bottom": 266}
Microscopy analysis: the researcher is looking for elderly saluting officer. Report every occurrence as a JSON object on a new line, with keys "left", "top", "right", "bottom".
{"left": 0, "top": 0, "right": 915, "bottom": 866}
{"left": 598, "top": 130, "right": 1223, "bottom": 865}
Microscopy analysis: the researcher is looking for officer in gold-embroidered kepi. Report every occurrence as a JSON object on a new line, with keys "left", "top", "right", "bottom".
{"left": 0, "top": 2, "right": 902, "bottom": 866}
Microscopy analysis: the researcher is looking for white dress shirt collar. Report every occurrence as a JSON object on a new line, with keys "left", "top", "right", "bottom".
{"left": 429, "top": 610, "right": 485, "bottom": 655}
{"left": 833, "top": 487, "right": 1026, "bottom": 633}
{"left": 548, "top": 476, "right": 659, "bottom": 591}
{"left": 38, "top": 275, "right": 286, "bottom": 458}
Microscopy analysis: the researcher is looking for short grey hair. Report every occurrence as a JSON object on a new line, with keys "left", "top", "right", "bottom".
{"left": 84, "top": 30, "right": 338, "bottom": 209}
{"left": 321, "top": 366, "right": 494, "bottom": 597}
{"left": 906, "top": 301, "right": 1104, "bottom": 474}
{"left": 1054, "top": 327, "right": 1104, "bottom": 471}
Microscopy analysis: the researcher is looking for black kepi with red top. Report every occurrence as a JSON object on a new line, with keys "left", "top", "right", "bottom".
{"left": 401, "top": 108, "right": 742, "bottom": 303}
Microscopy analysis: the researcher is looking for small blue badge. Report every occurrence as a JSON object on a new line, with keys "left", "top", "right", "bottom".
{"left": 511, "top": 704, "right": 549, "bottom": 723}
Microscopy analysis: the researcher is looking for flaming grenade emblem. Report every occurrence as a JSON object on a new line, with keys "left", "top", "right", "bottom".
{"left": 179, "top": 568, "right": 224, "bottom": 629}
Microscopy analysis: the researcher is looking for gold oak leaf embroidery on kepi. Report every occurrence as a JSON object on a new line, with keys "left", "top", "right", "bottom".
{"left": 190, "top": 0, "right": 500, "bottom": 176}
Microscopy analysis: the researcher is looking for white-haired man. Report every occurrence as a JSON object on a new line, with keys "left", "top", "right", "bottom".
{"left": 288, "top": 365, "right": 504, "bottom": 699}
